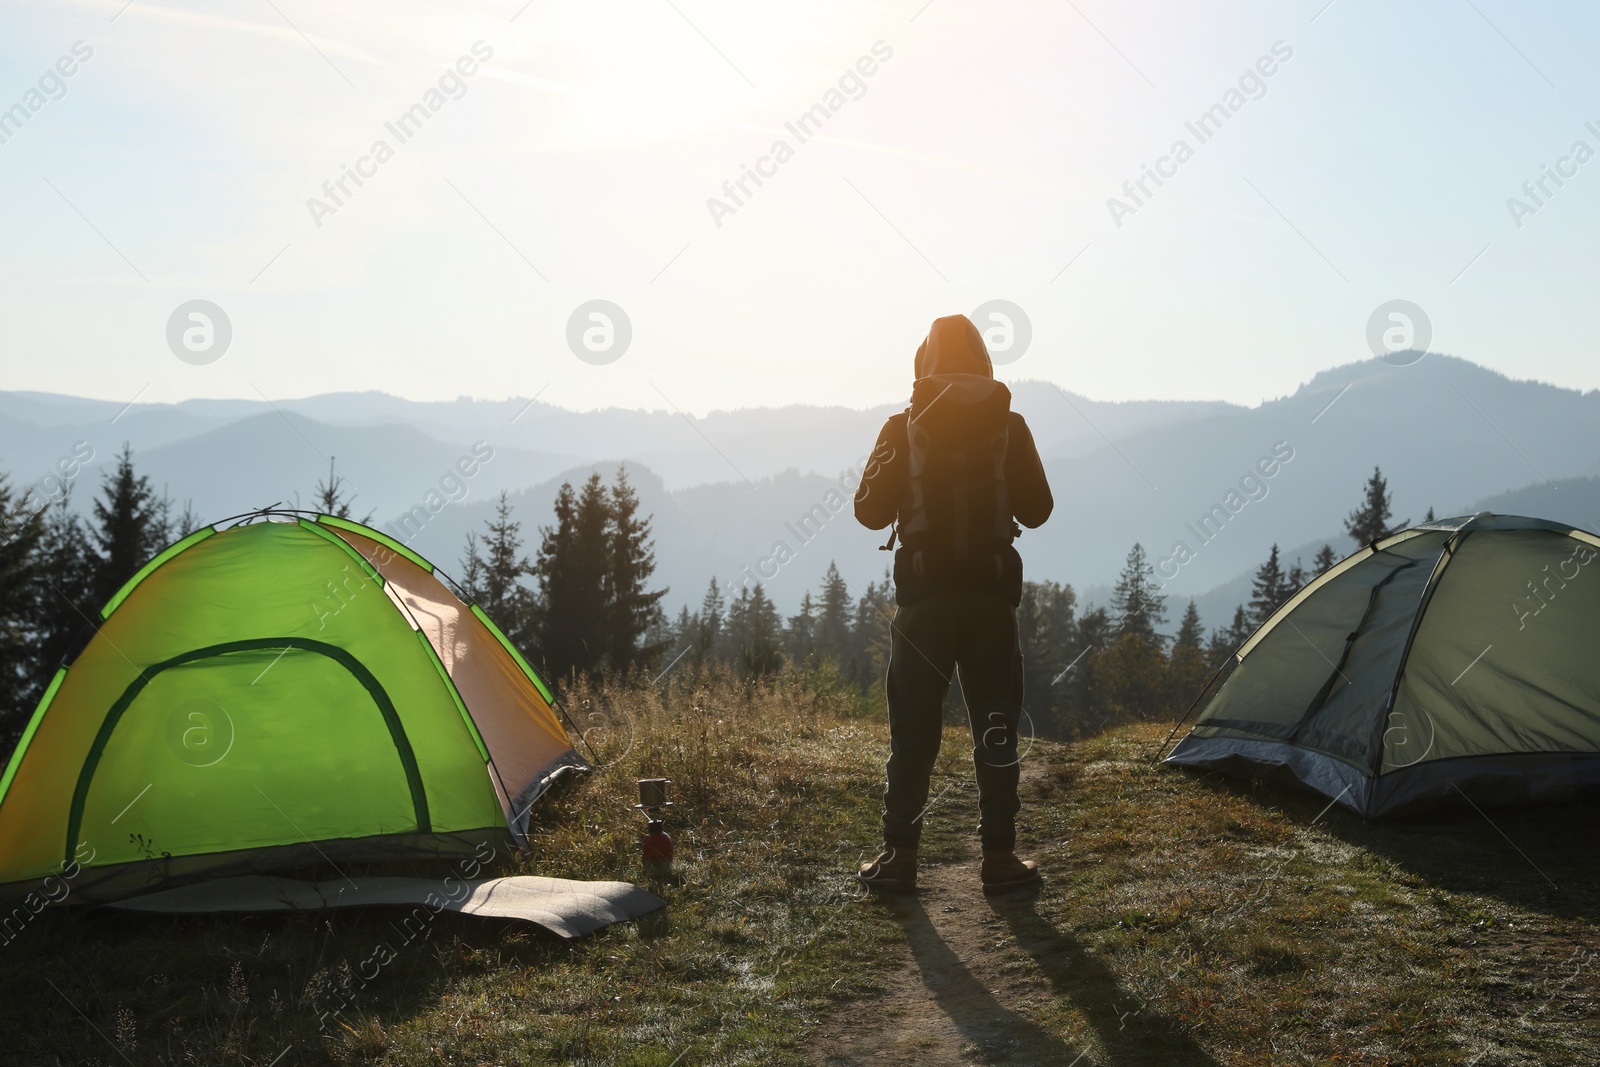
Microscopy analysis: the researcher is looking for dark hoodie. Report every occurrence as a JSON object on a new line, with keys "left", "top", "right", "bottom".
{"left": 855, "top": 315, "right": 1053, "bottom": 605}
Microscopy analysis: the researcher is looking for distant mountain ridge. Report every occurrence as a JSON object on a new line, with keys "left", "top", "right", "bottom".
{"left": 0, "top": 383, "right": 1237, "bottom": 493}
{"left": 3, "top": 354, "right": 1595, "bottom": 627}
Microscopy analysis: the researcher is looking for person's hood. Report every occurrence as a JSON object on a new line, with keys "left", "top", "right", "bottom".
{"left": 914, "top": 315, "right": 993, "bottom": 380}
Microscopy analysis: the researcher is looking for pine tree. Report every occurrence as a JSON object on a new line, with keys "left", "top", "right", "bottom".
{"left": 172, "top": 499, "right": 202, "bottom": 538}
{"left": 1204, "top": 629, "right": 1234, "bottom": 671}
{"left": 1206, "top": 604, "right": 1253, "bottom": 667}
{"left": 814, "top": 562, "right": 853, "bottom": 665}
{"left": 576, "top": 473, "right": 613, "bottom": 665}
{"left": 1065, "top": 606, "right": 1117, "bottom": 737}
{"left": 726, "top": 582, "right": 783, "bottom": 676}
{"left": 1017, "top": 579, "right": 1079, "bottom": 737}
{"left": 742, "top": 583, "right": 784, "bottom": 676}
{"left": 1164, "top": 607, "right": 1203, "bottom": 735}
{"left": 693, "top": 577, "right": 725, "bottom": 665}
{"left": 1101, "top": 630, "right": 1165, "bottom": 723}
{"left": 534, "top": 480, "right": 607, "bottom": 681}
{"left": 458, "top": 532, "right": 486, "bottom": 602}
{"left": 27, "top": 496, "right": 98, "bottom": 693}
{"left": 1287, "top": 558, "right": 1308, "bottom": 594}
{"left": 479, "top": 492, "right": 535, "bottom": 626}
{"left": 1313, "top": 543, "right": 1338, "bottom": 574}
{"left": 1247, "top": 544, "right": 1289, "bottom": 627}
{"left": 1110, "top": 542, "right": 1167, "bottom": 644}
{"left": 91, "top": 445, "right": 168, "bottom": 608}
{"left": 640, "top": 608, "right": 678, "bottom": 675}
{"left": 462, "top": 495, "right": 543, "bottom": 683}
{"left": 787, "top": 592, "right": 818, "bottom": 667}
{"left": 519, "top": 470, "right": 668, "bottom": 684}
{"left": 1165, "top": 599, "right": 1208, "bottom": 714}
{"left": 606, "top": 468, "right": 666, "bottom": 675}
{"left": 312, "top": 456, "right": 370, "bottom": 521}
{"left": 1423, "top": 506, "right": 1436, "bottom": 523}
{"left": 1227, "top": 604, "right": 1254, "bottom": 647}
{"left": 0, "top": 474, "right": 44, "bottom": 742}
{"left": 848, "top": 573, "right": 894, "bottom": 688}
{"left": 1173, "top": 600, "right": 1204, "bottom": 651}
{"left": 723, "top": 584, "right": 751, "bottom": 667}
{"left": 1344, "top": 466, "right": 1393, "bottom": 546}
{"left": 664, "top": 605, "right": 697, "bottom": 678}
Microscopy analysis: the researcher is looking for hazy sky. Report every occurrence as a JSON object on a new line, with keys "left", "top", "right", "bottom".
{"left": 2, "top": 0, "right": 1598, "bottom": 415}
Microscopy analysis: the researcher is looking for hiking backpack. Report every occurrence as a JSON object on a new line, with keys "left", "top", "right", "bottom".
{"left": 894, "top": 382, "right": 1018, "bottom": 579}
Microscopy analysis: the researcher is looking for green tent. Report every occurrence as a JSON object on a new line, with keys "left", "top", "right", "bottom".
{"left": 0, "top": 514, "right": 584, "bottom": 901}
{"left": 1164, "top": 513, "right": 1600, "bottom": 817}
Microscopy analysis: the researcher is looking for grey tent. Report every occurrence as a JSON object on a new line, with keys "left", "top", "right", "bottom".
{"left": 1164, "top": 513, "right": 1600, "bottom": 817}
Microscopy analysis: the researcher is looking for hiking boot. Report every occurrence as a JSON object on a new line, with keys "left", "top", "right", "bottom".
{"left": 857, "top": 845, "right": 918, "bottom": 893}
{"left": 981, "top": 850, "right": 1041, "bottom": 897}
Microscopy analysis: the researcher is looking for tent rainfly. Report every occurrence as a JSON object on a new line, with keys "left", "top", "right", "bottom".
{"left": 1164, "top": 513, "right": 1600, "bottom": 818}
{"left": 0, "top": 514, "right": 584, "bottom": 901}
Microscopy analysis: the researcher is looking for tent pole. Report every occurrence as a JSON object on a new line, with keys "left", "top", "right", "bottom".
{"left": 1152, "top": 657, "right": 1235, "bottom": 764}
{"left": 550, "top": 693, "right": 602, "bottom": 766}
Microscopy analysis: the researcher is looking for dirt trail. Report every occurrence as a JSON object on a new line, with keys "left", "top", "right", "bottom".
{"left": 813, "top": 760, "right": 1092, "bottom": 1067}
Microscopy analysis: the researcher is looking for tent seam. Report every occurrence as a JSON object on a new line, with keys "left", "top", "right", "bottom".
{"left": 1370, "top": 530, "right": 1472, "bottom": 776}
{"left": 296, "top": 518, "right": 384, "bottom": 586}
{"left": 65, "top": 638, "right": 431, "bottom": 866}
{"left": 413, "top": 629, "right": 492, "bottom": 764}
{"left": 318, "top": 515, "right": 434, "bottom": 574}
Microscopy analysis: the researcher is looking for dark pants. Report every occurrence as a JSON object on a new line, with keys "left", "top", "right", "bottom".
{"left": 882, "top": 589, "right": 1024, "bottom": 853}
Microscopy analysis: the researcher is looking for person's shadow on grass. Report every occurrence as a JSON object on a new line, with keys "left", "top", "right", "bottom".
{"left": 985, "top": 891, "right": 1222, "bottom": 1067}
{"left": 881, "top": 890, "right": 1090, "bottom": 1064}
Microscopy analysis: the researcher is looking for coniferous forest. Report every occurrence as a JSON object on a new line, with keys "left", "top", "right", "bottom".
{"left": 0, "top": 449, "right": 1406, "bottom": 750}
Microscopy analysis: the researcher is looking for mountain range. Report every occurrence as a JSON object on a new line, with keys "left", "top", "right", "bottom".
{"left": 4, "top": 354, "right": 1597, "bottom": 632}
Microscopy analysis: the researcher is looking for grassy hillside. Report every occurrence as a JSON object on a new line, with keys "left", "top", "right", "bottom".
{"left": 1006, "top": 727, "right": 1600, "bottom": 1065}
{"left": 0, "top": 670, "right": 900, "bottom": 1064}
{"left": 2, "top": 676, "right": 1596, "bottom": 1064}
